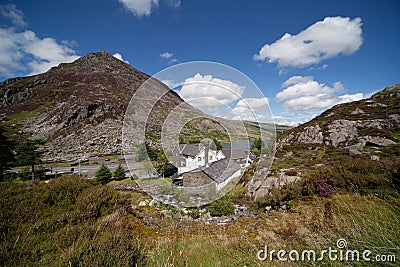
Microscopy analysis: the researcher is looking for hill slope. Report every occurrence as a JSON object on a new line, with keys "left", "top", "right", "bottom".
{"left": 1, "top": 51, "right": 278, "bottom": 161}
{"left": 0, "top": 51, "right": 183, "bottom": 160}
{"left": 278, "top": 83, "right": 400, "bottom": 157}
{"left": 244, "top": 84, "right": 400, "bottom": 200}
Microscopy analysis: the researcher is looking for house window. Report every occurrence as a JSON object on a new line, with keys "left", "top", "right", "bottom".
{"left": 198, "top": 157, "right": 201, "bottom": 161}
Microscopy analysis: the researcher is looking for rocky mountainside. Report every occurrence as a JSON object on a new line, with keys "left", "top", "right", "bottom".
{"left": 244, "top": 84, "right": 400, "bottom": 200}
{"left": 278, "top": 84, "right": 400, "bottom": 156}
{"left": 0, "top": 51, "right": 273, "bottom": 161}
{"left": 0, "top": 51, "right": 194, "bottom": 160}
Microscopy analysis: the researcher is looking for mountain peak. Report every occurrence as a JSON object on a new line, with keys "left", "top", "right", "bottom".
{"left": 80, "top": 50, "right": 117, "bottom": 62}
{"left": 52, "top": 50, "right": 133, "bottom": 75}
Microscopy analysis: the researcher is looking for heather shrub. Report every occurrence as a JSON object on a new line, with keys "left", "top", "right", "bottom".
{"left": 0, "top": 175, "right": 144, "bottom": 266}
{"left": 207, "top": 195, "right": 235, "bottom": 216}
{"left": 315, "top": 177, "right": 334, "bottom": 197}
{"left": 306, "top": 158, "right": 399, "bottom": 199}
{"left": 284, "top": 169, "right": 297, "bottom": 176}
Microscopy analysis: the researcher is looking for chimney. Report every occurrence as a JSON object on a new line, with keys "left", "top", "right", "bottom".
{"left": 205, "top": 141, "right": 209, "bottom": 167}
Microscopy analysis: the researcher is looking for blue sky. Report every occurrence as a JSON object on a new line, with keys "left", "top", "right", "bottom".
{"left": 0, "top": 0, "right": 399, "bottom": 125}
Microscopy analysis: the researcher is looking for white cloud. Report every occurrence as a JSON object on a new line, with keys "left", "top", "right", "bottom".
{"left": 273, "top": 112, "right": 317, "bottom": 126}
{"left": 113, "top": 52, "right": 129, "bottom": 63}
{"left": 0, "top": 4, "right": 27, "bottom": 28}
{"left": 281, "top": 75, "right": 313, "bottom": 88}
{"left": 227, "top": 97, "right": 271, "bottom": 122}
{"left": 163, "top": 0, "right": 181, "bottom": 8}
{"left": 160, "top": 51, "right": 173, "bottom": 58}
{"left": 276, "top": 76, "right": 364, "bottom": 112}
{"left": 338, "top": 93, "right": 364, "bottom": 102}
{"left": 161, "top": 79, "right": 183, "bottom": 89}
{"left": 118, "top": 0, "right": 181, "bottom": 17}
{"left": 0, "top": 5, "right": 79, "bottom": 77}
{"left": 168, "top": 58, "right": 178, "bottom": 64}
{"left": 118, "top": 0, "right": 159, "bottom": 17}
{"left": 275, "top": 120, "right": 302, "bottom": 127}
{"left": 254, "top": 16, "right": 363, "bottom": 68}
{"left": 176, "top": 73, "right": 245, "bottom": 110}
{"left": 235, "top": 97, "right": 269, "bottom": 109}
{"left": 160, "top": 51, "right": 178, "bottom": 65}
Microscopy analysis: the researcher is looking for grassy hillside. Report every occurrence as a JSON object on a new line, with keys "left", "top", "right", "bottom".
{"left": 1, "top": 174, "right": 399, "bottom": 266}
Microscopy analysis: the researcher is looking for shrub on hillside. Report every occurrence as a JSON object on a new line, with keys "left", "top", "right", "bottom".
{"left": 305, "top": 158, "right": 398, "bottom": 198}
{"left": 284, "top": 169, "right": 297, "bottom": 176}
{"left": 113, "top": 164, "right": 126, "bottom": 181}
{"left": 207, "top": 195, "right": 235, "bottom": 216}
{"left": 256, "top": 181, "right": 303, "bottom": 211}
{"left": 95, "top": 164, "right": 112, "bottom": 185}
{"left": 315, "top": 177, "right": 334, "bottom": 197}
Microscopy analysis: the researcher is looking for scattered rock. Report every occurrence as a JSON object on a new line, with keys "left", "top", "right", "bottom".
{"left": 138, "top": 200, "right": 148, "bottom": 207}
{"left": 371, "top": 155, "right": 380, "bottom": 161}
{"left": 149, "top": 199, "right": 160, "bottom": 207}
{"left": 161, "top": 210, "right": 172, "bottom": 218}
{"left": 365, "top": 136, "right": 396, "bottom": 147}
{"left": 351, "top": 108, "right": 365, "bottom": 115}
{"left": 173, "top": 213, "right": 182, "bottom": 219}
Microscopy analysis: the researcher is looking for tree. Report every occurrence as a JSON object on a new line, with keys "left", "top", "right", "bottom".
{"left": 135, "top": 142, "right": 157, "bottom": 162}
{"left": 139, "top": 160, "right": 155, "bottom": 178}
{"left": 15, "top": 139, "right": 42, "bottom": 182}
{"left": 113, "top": 164, "right": 126, "bottom": 181}
{"left": 0, "top": 126, "right": 15, "bottom": 181}
{"left": 95, "top": 164, "right": 112, "bottom": 185}
{"left": 212, "top": 138, "right": 223, "bottom": 150}
{"left": 251, "top": 137, "right": 263, "bottom": 157}
{"left": 135, "top": 143, "right": 147, "bottom": 162}
{"left": 146, "top": 142, "right": 158, "bottom": 161}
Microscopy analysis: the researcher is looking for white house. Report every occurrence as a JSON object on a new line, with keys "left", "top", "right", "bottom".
{"left": 172, "top": 143, "right": 225, "bottom": 174}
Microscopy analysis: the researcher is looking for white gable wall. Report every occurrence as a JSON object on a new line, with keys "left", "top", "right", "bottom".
{"left": 177, "top": 148, "right": 225, "bottom": 174}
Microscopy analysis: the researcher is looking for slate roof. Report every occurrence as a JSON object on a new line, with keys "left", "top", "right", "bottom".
{"left": 201, "top": 158, "right": 241, "bottom": 184}
{"left": 221, "top": 148, "right": 248, "bottom": 160}
{"left": 176, "top": 143, "right": 204, "bottom": 157}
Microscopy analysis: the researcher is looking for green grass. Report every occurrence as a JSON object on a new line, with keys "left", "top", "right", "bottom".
{"left": 0, "top": 175, "right": 145, "bottom": 266}
{"left": 1, "top": 171, "right": 399, "bottom": 266}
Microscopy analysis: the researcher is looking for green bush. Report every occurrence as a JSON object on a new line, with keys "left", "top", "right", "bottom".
{"left": 255, "top": 182, "right": 303, "bottom": 211}
{"left": 18, "top": 166, "right": 31, "bottom": 181}
{"left": 207, "top": 195, "right": 235, "bottom": 216}
{"left": 95, "top": 164, "right": 112, "bottom": 185}
{"left": 304, "top": 158, "right": 399, "bottom": 202}
{"left": 113, "top": 163, "right": 126, "bottom": 181}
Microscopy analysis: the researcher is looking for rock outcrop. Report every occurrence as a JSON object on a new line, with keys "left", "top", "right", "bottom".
{"left": 278, "top": 84, "right": 400, "bottom": 154}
